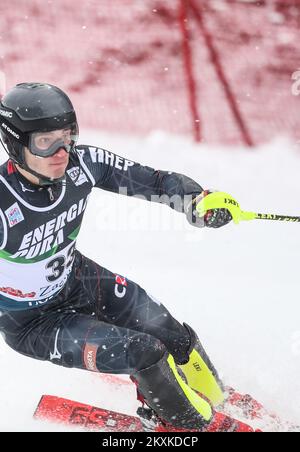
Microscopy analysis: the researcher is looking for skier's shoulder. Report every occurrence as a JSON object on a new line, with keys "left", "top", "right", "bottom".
{"left": 75, "top": 144, "right": 135, "bottom": 172}
{"left": 0, "top": 159, "right": 9, "bottom": 175}
{"left": 74, "top": 144, "right": 107, "bottom": 165}
{"left": 0, "top": 160, "right": 36, "bottom": 198}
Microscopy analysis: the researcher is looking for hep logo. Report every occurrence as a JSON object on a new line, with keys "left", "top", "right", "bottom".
{"left": 114, "top": 275, "right": 127, "bottom": 299}
{"left": 291, "top": 69, "right": 300, "bottom": 96}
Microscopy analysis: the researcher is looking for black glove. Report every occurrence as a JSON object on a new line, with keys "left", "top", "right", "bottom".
{"left": 186, "top": 190, "right": 232, "bottom": 229}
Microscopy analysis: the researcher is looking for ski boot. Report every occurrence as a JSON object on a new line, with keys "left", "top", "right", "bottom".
{"left": 177, "top": 323, "right": 225, "bottom": 407}
{"left": 131, "top": 351, "right": 213, "bottom": 430}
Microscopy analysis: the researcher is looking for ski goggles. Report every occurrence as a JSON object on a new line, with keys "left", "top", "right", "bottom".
{"left": 28, "top": 122, "right": 79, "bottom": 158}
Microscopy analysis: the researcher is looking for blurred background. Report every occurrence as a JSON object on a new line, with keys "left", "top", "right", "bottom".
{"left": 1, "top": 0, "right": 300, "bottom": 146}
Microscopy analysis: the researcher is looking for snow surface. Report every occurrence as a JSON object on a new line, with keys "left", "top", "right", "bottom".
{"left": 0, "top": 130, "right": 300, "bottom": 431}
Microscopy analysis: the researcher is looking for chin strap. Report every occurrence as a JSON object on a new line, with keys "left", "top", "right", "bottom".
{"left": 17, "top": 160, "right": 66, "bottom": 186}
{"left": 21, "top": 148, "right": 67, "bottom": 186}
{"left": 1, "top": 137, "right": 64, "bottom": 186}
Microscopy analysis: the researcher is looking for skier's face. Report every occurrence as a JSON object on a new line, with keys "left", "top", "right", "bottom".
{"left": 24, "top": 128, "right": 71, "bottom": 179}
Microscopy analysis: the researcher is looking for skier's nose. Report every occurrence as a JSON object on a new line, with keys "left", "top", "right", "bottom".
{"left": 53, "top": 148, "right": 68, "bottom": 158}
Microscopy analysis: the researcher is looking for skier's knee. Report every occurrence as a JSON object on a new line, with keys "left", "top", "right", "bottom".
{"left": 127, "top": 333, "right": 166, "bottom": 371}
{"left": 49, "top": 337, "right": 82, "bottom": 368}
{"left": 84, "top": 331, "right": 165, "bottom": 374}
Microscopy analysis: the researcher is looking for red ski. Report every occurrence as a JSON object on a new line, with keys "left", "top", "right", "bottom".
{"left": 34, "top": 395, "right": 256, "bottom": 432}
{"left": 34, "top": 395, "right": 144, "bottom": 432}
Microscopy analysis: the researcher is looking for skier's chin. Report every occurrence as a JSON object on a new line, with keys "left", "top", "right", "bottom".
{"left": 47, "top": 163, "right": 68, "bottom": 179}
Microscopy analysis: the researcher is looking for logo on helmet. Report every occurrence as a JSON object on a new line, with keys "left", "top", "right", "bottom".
{"left": 0, "top": 109, "right": 12, "bottom": 118}
{"left": 1, "top": 122, "right": 19, "bottom": 140}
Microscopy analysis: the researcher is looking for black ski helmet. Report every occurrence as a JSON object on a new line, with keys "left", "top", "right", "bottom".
{"left": 0, "top": 82, "right": 78, "bottom": 184}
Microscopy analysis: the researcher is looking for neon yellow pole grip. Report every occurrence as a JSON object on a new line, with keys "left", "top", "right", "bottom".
{"left": 196, "top": 192, "right": 255, "bottom": 224}
{"left": 196, "top": 192, "right": 300, "bottom": 224}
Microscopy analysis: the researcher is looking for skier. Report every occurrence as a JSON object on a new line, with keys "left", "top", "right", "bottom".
{"left": 0, "top": 82, "right": 233, "bottom": 431}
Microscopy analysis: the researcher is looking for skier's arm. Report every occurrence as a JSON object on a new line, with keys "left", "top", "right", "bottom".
{"left": 78, "top": 146, "right": 231, "bottom": 228}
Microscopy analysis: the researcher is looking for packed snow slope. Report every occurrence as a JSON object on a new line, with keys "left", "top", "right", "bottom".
{"left": 0, "top": 130, "right": 300, "bottom": 431}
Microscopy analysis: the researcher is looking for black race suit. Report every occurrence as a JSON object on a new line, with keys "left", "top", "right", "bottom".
{"left": 0, "top": 146, "right": 203, "bottom": 373}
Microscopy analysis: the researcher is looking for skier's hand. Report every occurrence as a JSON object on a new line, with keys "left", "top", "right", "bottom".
{"left": 186, "top": 190, "right": 232, "bottom": 228}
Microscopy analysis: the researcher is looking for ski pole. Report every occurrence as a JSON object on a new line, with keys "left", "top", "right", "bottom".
{"left": 196, "top": 192, "right": 300, "bottom": 224}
